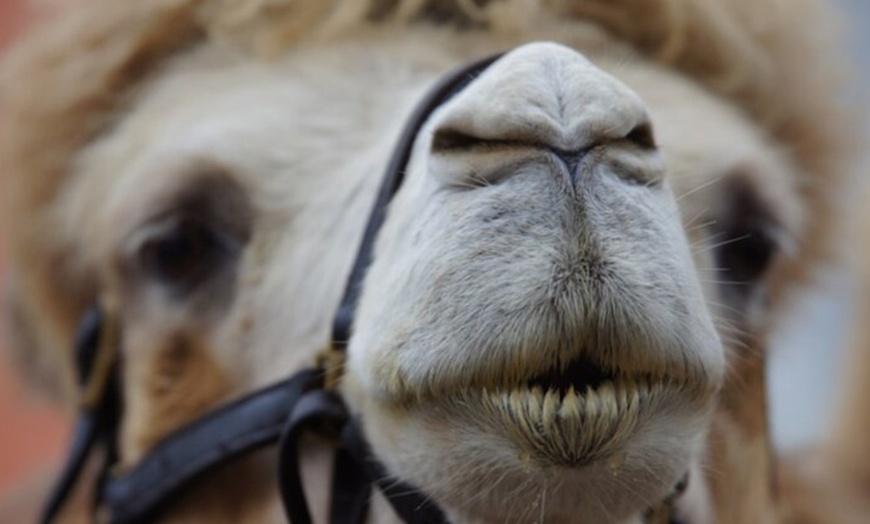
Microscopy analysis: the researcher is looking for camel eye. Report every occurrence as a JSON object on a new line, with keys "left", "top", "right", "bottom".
{"left": 127, "top": 174, "right": 252, "bottom": 299}
{"left": 137, "top": 216, "right": 235, "bottom": 295}
{"left": 715, "top": 221, "right": 778, "bottom": 287}
{"left": 711, "top": 176, "right": 781, "bottom": 311}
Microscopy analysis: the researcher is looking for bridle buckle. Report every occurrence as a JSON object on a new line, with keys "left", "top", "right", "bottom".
{"left": 316, "top": 343, "right": 347, "bottom": 392}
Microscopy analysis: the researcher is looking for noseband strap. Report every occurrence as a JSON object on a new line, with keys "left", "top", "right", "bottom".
{"left": 331, "top": 52, "right": 503, "bottom": 345}
{"left": 278, "top": 51, "right": 507, "bottom": 524}
{"left": 104, "top": 369, "right": 321, "bottom": 523}
{"left": 38, "top": 307, "right": 119, "bottom": 524}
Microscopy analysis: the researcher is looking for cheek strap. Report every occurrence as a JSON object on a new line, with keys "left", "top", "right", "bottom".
{"left": 38, "top": 306, "right": 120, "bottom": 524}
{"left": 37, "top": 306, "right": 444, "bottom": 524}
{"left": 278, "top": 390, "right": 449, "bottom": 524}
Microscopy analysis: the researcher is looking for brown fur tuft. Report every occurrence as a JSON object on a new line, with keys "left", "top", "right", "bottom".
{"left": 128, "top": 332, "right": 231, "bottom": 458}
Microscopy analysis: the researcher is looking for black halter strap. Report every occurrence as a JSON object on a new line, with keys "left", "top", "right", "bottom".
{"left": 38, "top": 307, "right": 119, "bottom": 524}
{"left": 331, "top": 52, "right": 504, "bottom": 345}
{"left": 277, "top": 52, "right": 506, "bottom": 524}
{"left": 103, "top": 369, "right": 321, "bottom": 523}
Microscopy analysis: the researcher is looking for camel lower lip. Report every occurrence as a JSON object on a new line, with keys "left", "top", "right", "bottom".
{"left": 471, "top": 378, "right": 674, "bottom": 466}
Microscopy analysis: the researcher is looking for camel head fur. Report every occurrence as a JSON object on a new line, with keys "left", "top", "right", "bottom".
{"left": 0, "top": 1, "right": 856, "bottom": 523}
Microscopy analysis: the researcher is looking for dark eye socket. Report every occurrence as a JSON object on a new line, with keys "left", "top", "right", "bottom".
{"left": 710, "top": 175, "right": 782, "bottom": 316}
{"left": 137, "top": 216, "right": 234, "bottom": 295}
{"left": 715, "top": 222, "right": 778, "bottom": 286}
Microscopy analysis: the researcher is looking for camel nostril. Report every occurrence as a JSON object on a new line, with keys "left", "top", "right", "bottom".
{"left": 432, "top": 128, "right": 493, "bottom": 152}
{"left": 625, "top": 122, "right": 656, "bottom": 150}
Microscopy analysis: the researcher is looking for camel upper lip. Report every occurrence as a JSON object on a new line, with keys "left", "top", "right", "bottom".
{"left": 383, "top": 348, "right": 699, "bottom": 408}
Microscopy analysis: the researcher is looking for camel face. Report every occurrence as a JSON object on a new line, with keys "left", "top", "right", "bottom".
{"left": 7, "top": 8, "right": 818, "bottom": 521}
{"left": 345, "top": 43, "right": 725, "bottom": 521}
{"left": 69, "top": 38, "right": 751, "bottom": 521}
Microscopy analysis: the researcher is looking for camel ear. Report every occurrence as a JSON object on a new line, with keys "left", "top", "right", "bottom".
{"left": 2, "top": 266, "right": 81, "bottom": 406}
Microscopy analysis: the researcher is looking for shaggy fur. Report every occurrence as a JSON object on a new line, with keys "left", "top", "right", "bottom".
{"left": 0, "top": 1, "right": 860, "bottom": 523}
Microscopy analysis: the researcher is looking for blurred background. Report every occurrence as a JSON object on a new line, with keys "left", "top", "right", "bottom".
{"left": 768, "top": 0, "right": 870, "bottom": 450}
{"left": 0, "top": 0, "right": 71, "bottom": 503}
{"left": 0, "top": 0, "right": 868, "bottom": 507}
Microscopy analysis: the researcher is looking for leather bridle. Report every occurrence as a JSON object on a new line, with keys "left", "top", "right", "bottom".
{"left": 39, "top": 51, "right": 686, "bottom": 524}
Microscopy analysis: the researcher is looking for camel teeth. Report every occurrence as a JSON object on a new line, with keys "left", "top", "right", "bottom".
{"left": 614, "top": 383, "right": 627, "bottom": 410}
{"left": 559, "top": 387, "right": 582, "bottom": 420}
{"left": 510, "top": 388, "right": 526, "bottom": 414}
{"left": 491, "top": 371, "right": 675, "bottom": 428}
{"left": 585, "top": 386, "right": 599, "bottom": 419}
{"left": 528, "top": 386, "right": 543, "bottom": 421}
{"left": 542, "top": 388, "right": 560, "bottom": 426}
{"left": 600, "top": 382, "right": 618, "bottom": 417}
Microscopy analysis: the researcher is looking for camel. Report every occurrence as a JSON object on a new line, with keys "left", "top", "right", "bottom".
{"left": 0, "top": 0, "right": 861, "bottom": 522}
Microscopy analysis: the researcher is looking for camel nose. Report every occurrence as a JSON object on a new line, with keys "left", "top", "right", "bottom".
{"left": 428, "top": 42, "right": 657, "bottom": 183}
